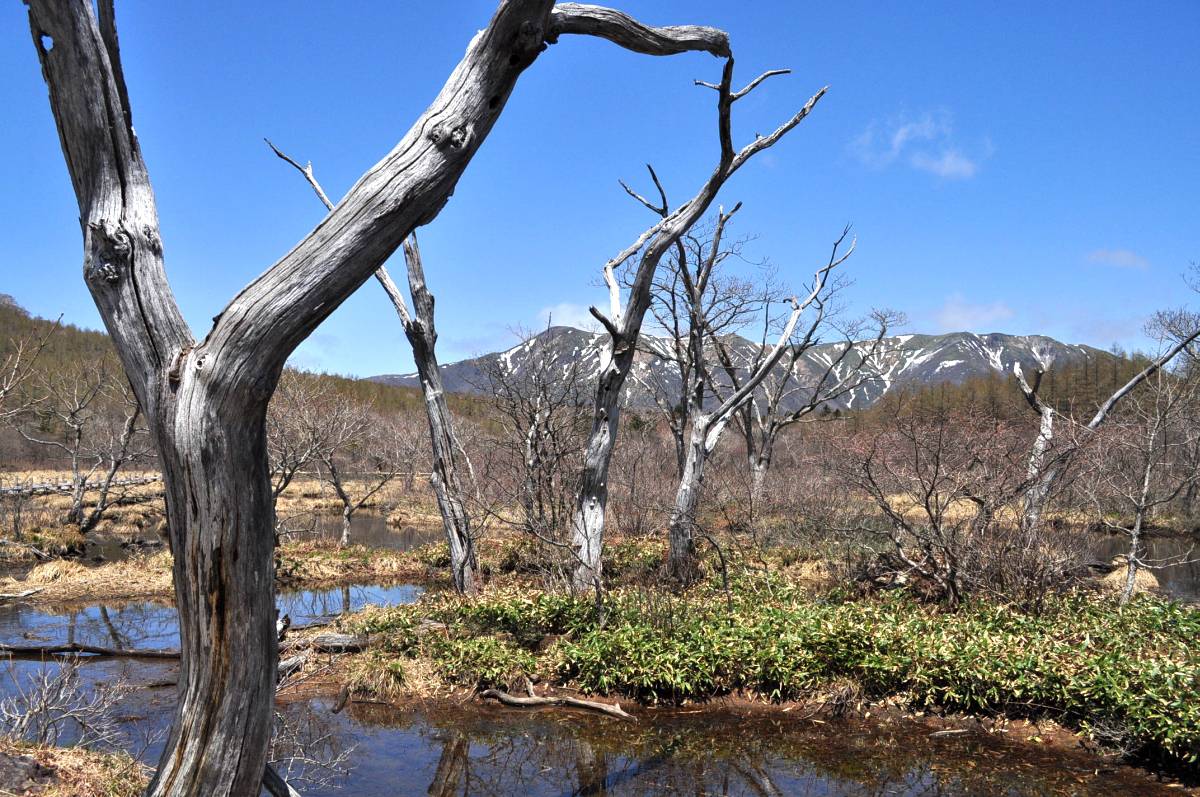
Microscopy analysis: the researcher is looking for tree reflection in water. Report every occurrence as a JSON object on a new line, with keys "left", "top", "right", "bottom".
{"left": 290, "top": 701, "right": 1178, "bottom": 797}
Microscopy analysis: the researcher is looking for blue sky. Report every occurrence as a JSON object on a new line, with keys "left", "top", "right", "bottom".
{"left": 2, "top": 2, "right": 1196, "bottom": 376}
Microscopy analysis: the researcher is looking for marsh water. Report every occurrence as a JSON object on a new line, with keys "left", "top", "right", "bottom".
{"left": 1, "top": 515, "right": 1195, "bottom": 795}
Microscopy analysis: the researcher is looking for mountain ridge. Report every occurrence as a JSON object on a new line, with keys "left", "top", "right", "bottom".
{"left": 370, "top": 326, "right": 1113, "bottom": 411}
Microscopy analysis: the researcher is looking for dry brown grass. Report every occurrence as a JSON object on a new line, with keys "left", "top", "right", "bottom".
{"left": 0, "top": 538, "right": 433, "bottom": 606}
{"left": 276, "top": 541, "right": 428, "bottom": 589}
{"left": 0, "top": 738, "right": 147, "bottom": 797}
{"left": 1098, "top": 564, "right": 1160, "bottom": 596}
{"left": 0, "top": 551, "right": 173, "bottom": 604}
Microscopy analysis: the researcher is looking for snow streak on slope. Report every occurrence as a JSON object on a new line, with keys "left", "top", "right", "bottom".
{"left": 371, "top": 328, "right": 1110, "bottom": 411}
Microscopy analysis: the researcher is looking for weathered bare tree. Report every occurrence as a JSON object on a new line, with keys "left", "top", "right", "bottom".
{"left": 26, "top": 1, "right": 735, "bottom": 792}
{"left": 571, "top": 61, "right": 828, "bottom": 592}
{"left": 714, "top": 303, "right": 898, "bottom": 507}
{"left": 663, "top": 231, "right": 853, "bottom": 583}
{"left": 14, "top": 364, "right": 150, "bottom": 533}
{"left": 478, "top": 327, "right": 589, "bottom": 580}
{"left": 266, "top": 142, "right": 484, "bottom": 594}
{"left": 1014, "top": 324, "right": 1200, "bottom": 533}
{"left": 1079, "top": 348, "right": 1200, "bottom": 603}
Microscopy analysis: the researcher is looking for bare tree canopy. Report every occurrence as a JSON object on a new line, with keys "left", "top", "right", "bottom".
{"left": 569, "top": 58, "right": 828, "bottom": 593}
{"left": 24, "top": 2, "right": 738, "bottom": 794}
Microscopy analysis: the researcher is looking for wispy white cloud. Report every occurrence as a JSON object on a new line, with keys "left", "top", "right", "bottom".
{"left": 851, "top": 111, "right": 988, "bottom": 180}
{"left": 537, "top": 302, "right": 599, "bottom": 332}
{"left": 1086, "top": 248, "right": 1150, "bottom": 270}
{"left": 936, "top": 293, "right": 1013, "bottom": 332}
{"left": 910, "top": 149, "right": 978, "bottom": 179}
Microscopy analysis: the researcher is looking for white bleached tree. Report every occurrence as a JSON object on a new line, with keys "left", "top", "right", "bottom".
{"left": 570, "top": 62, "right": 828, "bottom": 592}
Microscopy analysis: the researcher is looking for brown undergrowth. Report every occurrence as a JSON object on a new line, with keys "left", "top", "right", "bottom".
{"left": 0, "top": 738, "right": 147, "bottom": 797}
{"left": 0, "top": 540, "right": 436, "bottom": 605}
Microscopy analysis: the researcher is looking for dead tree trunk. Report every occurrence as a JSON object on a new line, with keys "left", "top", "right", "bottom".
{"left": 571, "top": 60, "right": 826, "bottom": 591}
{"left": 665, "top": 418, "right": 720, "bottom": 583}
{"left": 378, "top": 243, "right": 481, "bottom": 594}
{"left": 664, "top": 239, "right": 848, "bottom": 584}
{"left": 267, "top": 145, "right": 485, "bottom": 594}
{"left": 27, "top": 3, "right": 736, "bottom": 793}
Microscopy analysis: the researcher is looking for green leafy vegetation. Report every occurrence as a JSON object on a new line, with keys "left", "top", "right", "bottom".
{"left": 353, "top": 581, "right": 1200, "bottom": 769}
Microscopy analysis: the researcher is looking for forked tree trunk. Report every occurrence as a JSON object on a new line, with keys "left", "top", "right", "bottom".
{"left": 569, "top": 62, "right": 824, "bottom": 592}
{"left": 1022, "top": 400, "right": 1056, "bottom": 532}
{"left": 28, "top": 1, "right": 737, "bottom": 792}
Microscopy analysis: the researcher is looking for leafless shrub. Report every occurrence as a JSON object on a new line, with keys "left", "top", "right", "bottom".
{"left": 0, "top": 658, "right": 129, "bottom": 749}
{"left": 607, "top": 415, "right": 673, "bottom": 539}
{"left": 474, "top": 328, "right": 591, "bottom": 586}
{"left": 11, "top": 364, "right": 151, "bottom": 533}
{"left": 832, "top": 404, "right": 1088, "bottom": 609}
{"left": 269, "top": 705, "right": 356, "bottom": 791}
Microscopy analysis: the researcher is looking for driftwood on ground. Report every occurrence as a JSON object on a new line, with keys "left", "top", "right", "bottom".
{"left": 479, "top": 687, "right": 634, "bottom": 720}
{"left": 0, "top": 476, "right": 161, "bottom": 498}
{"left": 281, "top": 633, "right": 366, "bottom": 654}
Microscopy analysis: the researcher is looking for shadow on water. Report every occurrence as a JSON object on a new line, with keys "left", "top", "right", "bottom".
{"left": 265, "top": 699, "right": 1177, "bottom": 797}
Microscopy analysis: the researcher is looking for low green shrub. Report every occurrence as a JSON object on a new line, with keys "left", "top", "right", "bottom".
{"left": 361, "top": 583, "right": 1200, "bottom": 768}
{"left": 427, "top": 635, "right": 536, "bottom": 690}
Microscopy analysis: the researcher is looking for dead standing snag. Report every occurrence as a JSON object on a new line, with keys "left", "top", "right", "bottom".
{"left": 570, "top": 65, "right": 828, "bottom": 591}
{"left": 25, "top": 2, "right": 738, "bottom": 793}
{"left": 266, "top": 139, "right": 483, "bottom": 594}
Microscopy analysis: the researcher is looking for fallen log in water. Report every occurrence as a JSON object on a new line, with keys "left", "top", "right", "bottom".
{"left": 0, "top": 642, "right": 178, "bottom": 659}
{"left": 0, "top": 588, "right": 43, "bottom": 601}
{"left": 282, "top": 633, "right": 366, "bottom": 654}
{"left": 479, "top": 688, "right": 634, "bottom": 720}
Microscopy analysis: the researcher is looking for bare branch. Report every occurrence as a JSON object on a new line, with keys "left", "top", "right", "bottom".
{"left": 733, "top": 68, "right": 792, "bottom": 100}
{"left": 731, "top": 85, "right": 828, "bottom": 172}
{"left": 547, "top": 3, "right": 730, "bottom": 57}
{"left": 1085, "top": 328, "right": 1200, "bottom": 430}
{"left": 265, "top": 138, "right": 335, "bottom": 211}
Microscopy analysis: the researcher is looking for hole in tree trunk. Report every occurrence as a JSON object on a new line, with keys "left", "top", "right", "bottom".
{"left": 39, "top": 34, "right": 53, "bottom": 52}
